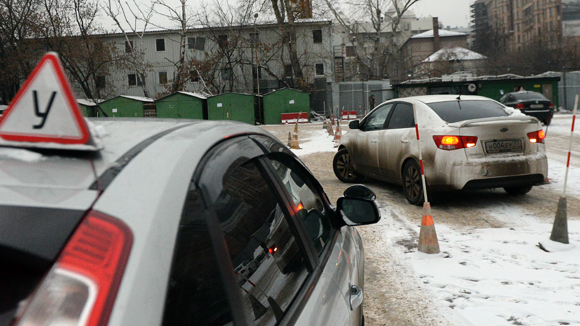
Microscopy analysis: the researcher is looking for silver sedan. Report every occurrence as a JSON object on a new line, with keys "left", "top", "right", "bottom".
{"left": 333, "top": 95, "right": 548, "bottom": 205}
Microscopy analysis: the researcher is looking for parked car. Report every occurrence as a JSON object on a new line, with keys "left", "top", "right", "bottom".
{"left": 499, "top": 90, "right": 555, "bottom": 125}
{"left": 333, "top": 95, "right": 548, "bottom": 205}
{"left": 1, "top": 117, "right": 381, "bottom": 326}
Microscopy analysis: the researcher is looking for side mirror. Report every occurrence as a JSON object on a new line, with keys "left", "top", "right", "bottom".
{"left": 336, "top": 185, "right": 380, "bottom": 226}
{"left": 348, "top": 120, "right": 359, "bottom": 130}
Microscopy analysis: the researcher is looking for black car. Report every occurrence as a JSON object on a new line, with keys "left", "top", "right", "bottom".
{"left": 499, "top": 91, "right": 554, "bottom": 125}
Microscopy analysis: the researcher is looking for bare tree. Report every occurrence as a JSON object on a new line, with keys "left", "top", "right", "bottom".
{"left": 103, "top": 0, "right": 154, "bottom": 98}
{"left": 323, "top": 0, "right": 419, "bottom": 80}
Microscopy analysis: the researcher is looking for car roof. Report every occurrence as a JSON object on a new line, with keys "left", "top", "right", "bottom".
{"left": 0, "top": 118, "right": 272, "bottom": 208}
{"left": 395, "top": 94, "right": 496, "bottom": 104}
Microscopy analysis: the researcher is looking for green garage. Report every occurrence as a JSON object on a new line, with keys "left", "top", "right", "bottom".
{"left": 156, "top": 92, "right": 206, "bottom": 119}
{"left": 262, "top": 88, "right": 310, "bottom": 125}
{"left": 207, "top": 93, "right": 256, "bottom": 124}
{"left": 99, "top": 95, "right": 156, "bottom": 118}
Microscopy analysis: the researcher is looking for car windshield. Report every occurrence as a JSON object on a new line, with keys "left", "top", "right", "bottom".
{"left": 427, "top": 100, "right": 509, "bottom": 123}
{"left": 512, "top": 92, "right": 548, "bottom": 101}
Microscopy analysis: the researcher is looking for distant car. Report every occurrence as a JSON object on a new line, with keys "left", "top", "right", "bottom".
{"left": 333, "top": 95, "right": 548, "bottom": 205}
{"left": 499, "top": 90, "right": 555, "bottom": 125}
{"left": 1, "top": 118, "right": 382, "bottom": 326}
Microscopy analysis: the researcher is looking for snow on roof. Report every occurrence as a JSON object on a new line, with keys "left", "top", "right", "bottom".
{"left": 411, "top": 29, "right": 467, "bottom": 39}
{"left": 77, "top": 99, "right": 104, "bottom": 106}
{"left": 421, "top": 46, "right": 487, "bottom": 63}
{"left": 119, "top": 95, "right": 155, "bottom": 102}
{"left": 177, "top": 91, "right": 208, "bottom": 99}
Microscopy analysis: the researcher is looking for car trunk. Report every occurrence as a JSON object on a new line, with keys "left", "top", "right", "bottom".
{"left": 453, "top": 117, "right": 541, "bottom": 161}
{"left": 521, "top": 99, "right": 551, "bottom": 112}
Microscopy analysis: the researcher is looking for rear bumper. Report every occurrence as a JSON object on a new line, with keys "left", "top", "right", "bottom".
{"left": 428, "top": 152, "right": 548, "bottom": 191}
{"left": 522, "top": 110, "right": 554, "bottom": 122}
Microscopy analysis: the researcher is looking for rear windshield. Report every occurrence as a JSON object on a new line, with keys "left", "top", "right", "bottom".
{"left": 512, "top": 92, "right": 548, "bottom": 101}
{"left": 427, "top": 100, "right": 509, "bottom": 123}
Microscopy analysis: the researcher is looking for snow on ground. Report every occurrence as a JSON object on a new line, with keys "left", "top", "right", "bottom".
{"left": 290, "top": 115, "right": 580, "bottom": 326}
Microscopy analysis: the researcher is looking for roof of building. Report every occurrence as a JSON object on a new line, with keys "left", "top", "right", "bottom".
{"left": 77, "top": 99, "right": 104, "bottom": 106}
{"left": 421, "top": 46, "right": 487, "bottom": 63}
{"left": 119, "top": 95, "right": 155, "bottom": 102}
{"left": 411, "top": 29, "right": 468, "bottom": 39}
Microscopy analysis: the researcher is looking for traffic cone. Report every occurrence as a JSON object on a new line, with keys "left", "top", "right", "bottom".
{"left": 290, "top": 121, "right": 300, "bottom": 149}
{"left": 550, "top": 197, "right": 569, "bottom": 244}
{"left": 417, "top": 202, "right": 440, "bottom": 254}
{"left": 333, "top": 120, "right": 342, "bottom": 147}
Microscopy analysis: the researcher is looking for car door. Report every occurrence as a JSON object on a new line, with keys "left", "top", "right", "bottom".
{"left": 377, "top": 102, "right": 416, "bottom": 181}
{"left": 350, "top": 103, "right": 394, "bottom": 177}
{"left": 261, "top": 151, "right": 363, "bottom": 326}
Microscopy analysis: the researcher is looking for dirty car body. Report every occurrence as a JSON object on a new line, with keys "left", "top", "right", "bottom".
{"left": 334, "top": 95, "right": 548, "bottom": 204}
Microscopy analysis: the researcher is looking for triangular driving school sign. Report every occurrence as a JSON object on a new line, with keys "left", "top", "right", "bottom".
{"left": 0, "top": 52, "right": 96, "bottom": 149}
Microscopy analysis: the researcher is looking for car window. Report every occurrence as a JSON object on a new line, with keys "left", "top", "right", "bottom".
{"left": 217, "top": 159, "right": 310, "bottom": 325}
{"left": 513, "top": 92, "right": 548, "bottom": 101}
{"left": 361, "top": 103, "right": 393, "bottom": 131}
{"left": 426, "top": 100, "right": 508, "bottom": 123}
{"left": 162, "top": 187, "right": 234, "bottom": 326}
{"left": 387, "top": 103, "right": 415, "bottom": 129}
{"left": 266, "top": 154, "right": 332, "bottom": 255}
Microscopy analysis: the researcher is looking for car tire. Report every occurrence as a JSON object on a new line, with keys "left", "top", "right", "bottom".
{"left": 403, "top": 160, "right": 425, "bottom": 206}
{"left": 504, "top": 185, "right": 533, "bottom": 195}
{"left": 333, "top": 149, "right": 364, "bottom": 183}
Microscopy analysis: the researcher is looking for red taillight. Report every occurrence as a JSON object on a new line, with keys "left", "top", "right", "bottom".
{"left": 433, "top": 135, "right": 478, "bottom": 150}
{"left": 516, "top": 103, "right": 525, "bottom": 109}
{"left": 549, "top": 102, "right": 554, "bottom": 109}
{"left": 15, "top": 210, "right": 133, "bottom": 326}
{"left": 269, "top": 245, "right": 278, "bottom": 254}
{"left": 528, "top": 130, "right": 545, "bottom": 143}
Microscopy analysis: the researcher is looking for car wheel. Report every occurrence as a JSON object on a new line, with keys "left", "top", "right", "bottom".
{"left": 333, "top": 149, "right": 364, "bottom": 183}
{"left": 504, "top": 185, "right": 533, "bottom": 195}
{"left": 403, "top": 160, "right": 425, "bottom": 205}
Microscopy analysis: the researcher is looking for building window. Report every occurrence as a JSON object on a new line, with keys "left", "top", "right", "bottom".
{"left": 315, "top": 63, "right": 324, "bottom": 75}
{"left": 128, "top": 74, "right": 143, "bottom": 86}
{"left": 249, "top": 32, "right": 259, "bottom": 46}
{"left": 284, "top": 64, "right": 293, "bottom": 77}
{"left": 345, "top": 46, "right": 355, "bottom": 57}
{"left": 221, "top": 68, "right": 231, "bottom": 80}
{"left": 312, "top": 29, "right": 322, "bottom": 43}
{"left": 188, "top": 37, "right": 195, "bottom": 50}
{"left": 218, "top": 35, "right": 228, "bottom": 48}
{"left": 95, "top": 75, "right": 105, "bottom": 90}
{"left": 189, "top": 70, "right": 200, "bottom": 82}
{"left": 195, "top": 37, "right": 205, "bottom": 50}
{"left": 156, "top": 38, "right": 165, "bottom": 51}
{"left": 159, "top": 71, "right": 168, "bottom": 84}
{"left": 125, "top": 40, "right": 133, "bottom": 53}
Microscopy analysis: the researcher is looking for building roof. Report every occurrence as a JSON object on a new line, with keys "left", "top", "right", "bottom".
{"left": 77, "top": 99, "right": 104, "bottom": 106}
{"left": 421, "top": 46, "right": 487, "bottom": 63}
{"left": 119, "top": 95, "right": 155, "bottom": 103}
{"left": 411, "top": 29, "right": 467, "bottom": 39}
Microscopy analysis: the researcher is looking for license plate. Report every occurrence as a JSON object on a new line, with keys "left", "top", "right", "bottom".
{"left": 530, "top": 104, "right": 544, "bottom": 108}
{"left": 485, "top": 139, "right": 523, "bottom": 154}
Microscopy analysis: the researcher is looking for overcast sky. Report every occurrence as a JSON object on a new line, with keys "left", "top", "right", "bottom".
{"left": 411, "top": 0, "right": 473, "bottom": 28}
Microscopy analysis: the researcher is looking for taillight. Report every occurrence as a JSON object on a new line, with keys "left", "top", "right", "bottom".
{"left": 549, "top": 102, "right": 554, "bottom": 109}
{"left": 527, "top": 130, "right": 545, "bottom": 143}
{"left": 269, "top": 245, "right": 278, "bottom": 254}
{"left": 433, "top": 135, "right": 478, "bottom": 150}
{"left": 516, "top": 103, "right": 525, "bottom": 109}
{"left": 15, "top": 210, "right": 133, "bottom": 326}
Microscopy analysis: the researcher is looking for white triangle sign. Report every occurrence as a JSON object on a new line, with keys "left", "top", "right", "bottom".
{"left": 0, "top": 52, "right": 90, "bottom": 145}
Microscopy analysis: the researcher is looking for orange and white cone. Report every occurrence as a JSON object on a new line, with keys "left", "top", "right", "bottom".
{"left": 333, "top": 121, "right": 342, "bottom": 147}
{"left": 290, "top": 121, "right": 301, "bottom": 149}
{"left": 417, "top": 202, "right": 440, "bottom": 254}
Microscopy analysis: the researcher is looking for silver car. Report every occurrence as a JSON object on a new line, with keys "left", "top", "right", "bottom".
{"left": 1, "top": 118, "right": 380, "bottom": 326}
{"left": 333, "top": 95, "right": 548, "bottom": 205}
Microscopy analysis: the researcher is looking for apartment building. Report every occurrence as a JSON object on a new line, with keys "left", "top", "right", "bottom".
{"left": 98, "top": 20, "right": 334, "bottom": 100}
{"left": 471, "top": 0, "right": 574, "bottom": 52}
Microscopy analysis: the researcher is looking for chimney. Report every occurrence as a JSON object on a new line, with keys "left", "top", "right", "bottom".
{"left": 432, "top": 17, "right": 440, "bottom": 52}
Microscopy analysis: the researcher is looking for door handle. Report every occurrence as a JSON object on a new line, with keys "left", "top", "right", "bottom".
{"left": 349, "top": 284, "right": 364, "bottom": 310}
